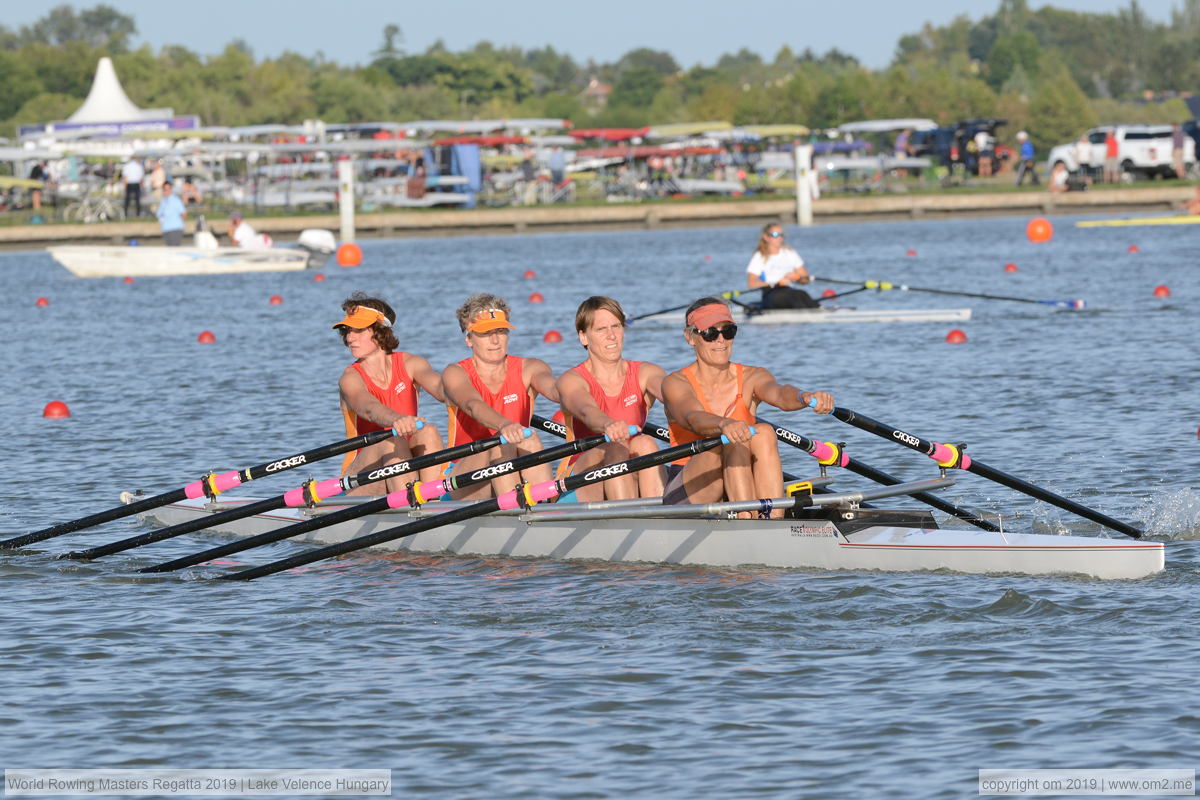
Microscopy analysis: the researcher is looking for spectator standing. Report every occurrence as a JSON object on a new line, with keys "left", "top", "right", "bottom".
{"left": 155, "top": 181, "right": 187, "bottom": 246}
{"left": 1075, "top": 134, "right": 1093, "bottom": 183}
{"left": 1014, "top": 132, "right": 1039, "bottom": 186}
{"left": 975, "top": 130, "right": 992, "bottom": 177}
{"left": 121, "top": 157, "right": 145, "bottom": 218}
{"left": 1172, "top": 123, "right": 1186, "bottom": 179}
{"left": 28, "top": 161, "right": 46, "bottom": 211}
{"left": 1104, "top": 130, "right": 1120, "bottom": 183}
{"left": 149, "top": 159, "right": 167, "bottom": 205}
{"left": 548, "top": 146, "right": 567, "bottom": 185}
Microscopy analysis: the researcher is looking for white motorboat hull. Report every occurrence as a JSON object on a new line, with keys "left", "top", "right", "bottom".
{"left": 641, "top": 307, "right": 972, "bottom": 325}
{"left": 48, "top": 246, "right": 313, "bottom": 277}
{"left": 141, "top": 497, "right": 1164, "bottom": 580}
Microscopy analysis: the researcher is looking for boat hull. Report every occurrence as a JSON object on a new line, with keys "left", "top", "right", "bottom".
{"left": 640, "top": 307, "right": 972, "bottom": 325}
{"left": 48, "top": 246, "right": 311, "bottom": 277}
{"left": 142, "top": 497, "right": 1164, "bottom": 580}
{"left": 1076, "top": 215, "right": 1200, "bottom": 228}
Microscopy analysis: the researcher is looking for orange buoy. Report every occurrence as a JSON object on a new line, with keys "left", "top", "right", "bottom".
{"left": 43, "top": 401, "right": 71, "bottom": 418}
{"left": 268, "top": 295, "right": 283, "bottom": 305}
{"left": 945, "top": 329, "right": 968, "bottom": 344}
{"left": 529, "top": 292, "right": 544, "bottom": 304}
{"left": 313, "top": 272, "right": 326, "bottom": 282}
{"left": 123, "top": 276, "right": 134, "bottom": 284}
{"left": 197, "top": 330, "right": 217, "bottom": 344}
{"left": 821, "top": 289, "right": 837, "bottom": 298}
{"left": 1153, "top": 285, "right": 1171, "bottom": 298}
{"left": 906, "top": 249, "right": 917, "bottom": 257}
{"left": 1128, "top": 245, "right": 1140, "bottom": 254}
{"left": 336, "top": 243, "right": 363, "bottom": 267}
{"left": 523, "top": 269, "right": 537, "bottom": 279}
{"left": 1004, "top": 263, "right": 1018, "bottom": 273}
{"left": 543, "top": 330, "right": 563, "bottom": 343}
{"left": 1026, "top": 217, "right": 1053, "bottom": 243}
{"left": 704, "top": 255, "right": 712, "bottom": 261}
{"left": 35, "top": 297, "right": 49, "bottom": 307}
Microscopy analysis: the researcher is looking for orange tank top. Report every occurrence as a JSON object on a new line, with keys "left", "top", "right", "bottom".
{"left": 341, "top": 352, "right": 419, "bottom": 437}
{"left": 667, "top": 363, "right": 755, "bottom": 462}
{"left": 565, "top": 360, "right": 647, "bottom": 439}
{"left": 447, "top": 355, "right": 533, "bottom": 445}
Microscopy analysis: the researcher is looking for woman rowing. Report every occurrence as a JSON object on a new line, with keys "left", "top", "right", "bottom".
{"left": 442, "top": 293, "right": 560, "bottom": 500}
{"left": 745, "top": 223, "right": 819, "bottom": 309}
{"left": 557, "top": 296, "right": 665, "bottom": 501}
{"left": 334, "top": 294, "right": 446, "bottom": 494}
{"left": 661, "top": 296, "right": 834, "bottom": 518}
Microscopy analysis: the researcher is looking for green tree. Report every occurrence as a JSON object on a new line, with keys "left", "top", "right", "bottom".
{"left": 1026, "top": 64, "right": 1096, "bottom": 153}
{"left": 0, "top": 50, "right": 43, "bottom": 120}
{"left": 610, "top": 66, "right": 664, "bottom": 109}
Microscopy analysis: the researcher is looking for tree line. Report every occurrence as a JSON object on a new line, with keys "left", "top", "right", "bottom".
{"left": 1, "top": 0, "right": 1196, "bottom": 155}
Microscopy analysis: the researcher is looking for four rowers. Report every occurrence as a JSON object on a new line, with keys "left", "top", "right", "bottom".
{"left": 332, "top": 290, "right": 833, "bottom": 508}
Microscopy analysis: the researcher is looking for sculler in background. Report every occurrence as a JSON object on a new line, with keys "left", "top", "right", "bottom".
{"left": 744, "top": 223, "right": 819, "bottom": 309}
{"left": 227, "top": 211, "right": 273, "bottom": 249}
{"left": 334, "top": 295, "right": 445, "bottom": 494}
{"left": 662, "top": 297, "right": 834, "bottom": 518}
{"left": 442, "top": 294, "right": 560, "bottom": 500}
{"left": 557, "top": 296, "right": 665, "bottom": 501}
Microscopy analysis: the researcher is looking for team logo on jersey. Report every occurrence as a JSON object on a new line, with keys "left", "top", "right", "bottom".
{"left": 502, "top": 393, "right": 519, "bottom": 405}
{"left": 622, "top": 394, "right": 638, "bottom": 407}
{"left": 394, "top": 381, "right": 407, "bottom": 394}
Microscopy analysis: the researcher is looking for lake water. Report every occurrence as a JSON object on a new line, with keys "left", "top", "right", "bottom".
{"left": 2, "top": 214, "right": 1198, "bottom": 799}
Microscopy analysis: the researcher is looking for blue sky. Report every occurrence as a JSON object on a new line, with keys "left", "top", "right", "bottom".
{"left": 7, "top": 0, "right": 1180, "bottom": 70}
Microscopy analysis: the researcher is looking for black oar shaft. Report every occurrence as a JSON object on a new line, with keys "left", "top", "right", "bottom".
{"left": 1, "top": 428, "right": 397, "bottom": 549}
{"left": 627, "top": 287, "right": 762, "bottom": 323}
{"left": 223, "top": 436, "right": 724, "bottom": 581}
{"left": 831, "top": 407, "right": 1142, "bottom": 539}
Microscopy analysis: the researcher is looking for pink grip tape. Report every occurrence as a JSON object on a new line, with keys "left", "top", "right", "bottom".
{"left": 809, "top": 441, "right": 849, "bottom": 467}
{"left": 212, "top": 471, "right": 242, "bottom": 492}
{"left": 184, "top": 481, "right": 206, "bottom": 499}
{"left": 929, "top": 443, "right": 970, "bottom": 469}
{"left": 496, "top": 490, "right": 520, "bottom": 511}
{"left": 527, "top": 481, "right": 560, "bottom": 503}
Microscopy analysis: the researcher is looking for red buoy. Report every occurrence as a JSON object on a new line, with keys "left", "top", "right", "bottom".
{"left": 35, "top": 297, "right": 49, "bottom": 307}
{"left": 704, "top": 255, "right": 712, "bottom": 261}
{"left": 123, "top": 276, "right": 134, "bottom": 284}
{"left": 1153, "top": 285, "right": 1171, "bottom": 298}
{"left": 523, "top": 269, "right": 537, "bottom": 279}
{"left": 821, "top": 289, "right": 837, "bottom": 298}
{"left": 906, "top": 249, "right": 917, "bottom": 257}
{"left": 1026, "top": 217, "right": 1053, "bottom": 243}
{"left": 543, "top": 330, "right": 563, "bottom": 343}
{"left": 529, "top": 292, "right": 544, "bottom": 304}
{"left": 42, "top": 401, "right": 70, "bottom": 419}
{"left": 551, "top": 409, "right": 565, "bottom": 424}
{"left": 336, "top": 243, "right": 362, "bottom": 267}
{"left": 1004, "top": 263, "right": 1018, "bottom": 273}
{"left": 313, "top": 273, "right": 326, "bottom": 282}
{"left": 268, "top": 295, "right": 283, "bottom": 305}
{"left": 1128, "top": 245, "right": 1140, "bottom": 254}
{"left": 945, "top": 329, "right": 968, "bottom": 344}
{"left": 197, "top": 331, "right": 217, "bottom": 344}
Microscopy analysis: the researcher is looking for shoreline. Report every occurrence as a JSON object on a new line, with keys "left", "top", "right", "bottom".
{"left": 1, "top": 185, "right": 1190, "bottom": 250}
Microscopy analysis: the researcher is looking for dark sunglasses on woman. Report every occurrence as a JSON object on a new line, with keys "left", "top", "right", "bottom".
{"left": 692, "top": 324, "right": 738, "bottom": 342}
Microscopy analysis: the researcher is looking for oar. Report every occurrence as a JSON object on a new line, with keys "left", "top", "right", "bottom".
{"left": 829, "top": 407, "right": 1142, "bottom": 538}
{"left": 812, "top": 276, "right": 1086, "bottom": 310}
{"left": 627, "top": 287, "right": 763, "bottom": 323}
{"left": 220, "top": 434, "right": 728, "bottom": 581}
{"left": 142, "top": 431, "right": 615, "bottom": 573}
{"left": 0, "top": 427, "right": 404, "bottom": 549}
{"left": 755, "top": 415, "right": 999, "bottom": 532}
{"left": 71, "top": 432, "right": 512, "bottom": 563}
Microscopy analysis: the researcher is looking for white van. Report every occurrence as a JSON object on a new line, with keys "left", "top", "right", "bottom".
{"left": 1048, "top": 125, "right": 1194, "bottom": 179}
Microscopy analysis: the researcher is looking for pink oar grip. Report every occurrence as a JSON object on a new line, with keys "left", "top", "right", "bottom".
{"left": 184, "top": 481, "right": 207, "bottom": 500}
{"left": 929, "top": 443, "right": 971, "bottom": 469}
{"left": 809, "top": 441, "right": 849, "bottom": 467}
{"left": 496, "top": 480, "right": 561, "bottom": 510}
{"left": 496, "top": 490, "right": 521, "bottom": 511}
{"left": 283, "top": 479, "right": 344, "bottom": 507}
{"left": 386, "top": 491, "right": 410, "bottom": 510}
{"left": 183, "top": 470, "right": 243, "bottom": 499}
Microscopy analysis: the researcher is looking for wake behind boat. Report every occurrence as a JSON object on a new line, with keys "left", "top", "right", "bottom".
{"left": 637, "top": 305, "right": 972, "bottom": 325}
{"left": 135, "top": 478, "right": 1163, "bottom": 581}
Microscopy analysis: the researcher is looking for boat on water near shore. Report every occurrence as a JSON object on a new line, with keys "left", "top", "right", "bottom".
{"left": 636, "top": 306, "right": 972, "bottom": 325}
{"left": 135, "top": 477, "right": 1164, "bottom": 581}
{"left": 1076, "top": 214, "right": 1200, "bottom": 228}
{"left": 47, "top": 228, "right": 337, "bottom": 277}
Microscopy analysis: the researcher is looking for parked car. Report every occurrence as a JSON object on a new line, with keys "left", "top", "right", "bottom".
{"left": 1048, "top": 125, "right": 1196, "bottom": 180}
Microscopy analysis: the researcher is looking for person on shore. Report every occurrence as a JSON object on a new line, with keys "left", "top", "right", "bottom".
{"left": 1075, "top": 134, "right": 1093, "bottom": 184}
{"left": 1048, "top": 163, "right": 1069, "bottom": 194}
{"left": 557, "top": 296, "right": 665, "bottom": 501}
{"left": 1172, "top": 123, "right": 1186, "bottom": 179}
{"left": 181, "top": 177, "right": 203, "bottom": 206}
{"left": 28, "top": 161, "right": 46, "bottom": 211}
{"left": 1104, "top": 129, "right": 1120, "bottom": 184}
{"left": 155, "top": 181, "right": 187, "bottom": 246}
{"left": 334, "top": 295, "right": 445, "bottom": 494}
{"left": 442, "top": 294, "right": 560, "bottom": 500}
{"left": 121, "top": 156, "right": 144, "bottom": 218}
{"left": 661, "top": 297, "right": 835, "bottom": 518}
{"left": 1014, "top": 132, "right": 1039, "bottom": 186}
{"left": 228, "top": 211, "right": 272, "bottom": 249}
{"left": 745, "top": 223, "right": 819, "bottom": 309}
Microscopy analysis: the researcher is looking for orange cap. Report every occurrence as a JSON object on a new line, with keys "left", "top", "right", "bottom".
{"left": 332, "top": 305, "right": 391, "bottom": 329}
{"left": 468, "top": 309, "right": 515, "bottom": 333}
{"left": 686, "top": 303, "right": 734, "bottom": 331}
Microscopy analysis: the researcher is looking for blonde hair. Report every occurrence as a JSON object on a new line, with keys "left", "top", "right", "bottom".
{"left": 755, "top": 222, "right": 785, "bottom": 261}
{"left": 456, "top": 293, "right": 512, "bottom": 332}
{"left": 574, "top": 296, "right": 627, "bottom": 333}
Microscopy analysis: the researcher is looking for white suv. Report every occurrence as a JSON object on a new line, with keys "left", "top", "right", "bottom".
{"left": 1048, "top": 125, "right": 1194, "bottom": 179}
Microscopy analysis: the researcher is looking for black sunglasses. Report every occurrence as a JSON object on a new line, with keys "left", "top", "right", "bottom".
{"left": 692, "top": 324, "right": 738, "bottom": 342}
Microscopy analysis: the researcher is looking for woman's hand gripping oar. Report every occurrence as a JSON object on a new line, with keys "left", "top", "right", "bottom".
{"left": 220, "top": 433, "right": 728, "bottom": 581}
{"left": 829, "top": 407, "right": 1142, "bottom": 538}
{"left": 0, "top": 427, "right": 406, "bottom": 550}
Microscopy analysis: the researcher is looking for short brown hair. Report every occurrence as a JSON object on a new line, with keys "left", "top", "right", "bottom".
{"left": 574, "top": 295, "right": 627, "bottom": 333}
{"left": 340, "top": 293, "right": 398, "bottom": 352}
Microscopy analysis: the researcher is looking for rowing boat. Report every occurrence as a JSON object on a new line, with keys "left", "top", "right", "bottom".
{"left": 133, "top": 477, "right": 1164, "bottom": 580}
{"left": 1076, "top": 215, "right": 1200, "bottom": 228}
{"left": 636, "top": 306, "right": 972, "bottom": 326}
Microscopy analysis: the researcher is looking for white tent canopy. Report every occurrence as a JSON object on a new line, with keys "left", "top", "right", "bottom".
{"left": 67, "top": 57, "right": 171, "bottom": 123}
